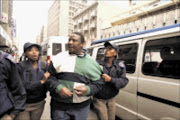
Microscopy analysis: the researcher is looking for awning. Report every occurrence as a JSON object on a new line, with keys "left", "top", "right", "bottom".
{"left": 0, "top": 25, "right": 12, "bottom": 48}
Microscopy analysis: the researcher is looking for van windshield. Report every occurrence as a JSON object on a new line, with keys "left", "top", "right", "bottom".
{"left": 52, "top": 43, "right": 62, "bottom": 55}
{"left": 41, "top": 43, "right": 48, "bottom": 56}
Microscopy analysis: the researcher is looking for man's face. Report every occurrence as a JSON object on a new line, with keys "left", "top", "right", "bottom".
{"left": 68, "top": 34, "right": 83, "bottom": 54}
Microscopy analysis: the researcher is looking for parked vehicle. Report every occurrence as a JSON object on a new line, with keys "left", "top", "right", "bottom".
{"left": 40, "top": 36, "right": 68, "bottom": 63}
{"left": 87, "top": 24, "right": 180, "bottom": 120}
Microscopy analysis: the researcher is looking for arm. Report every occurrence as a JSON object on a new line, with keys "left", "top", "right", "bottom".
{"left": 86, "top": 60, "right": 105, "bottom": 96}
{"left": 86, "top": 77, "right": 104, "bottom": 96}
{"left": 17, "top": 61, "right": 50, "bottom": 90}
{"left": 110, "top": 62, "right": 129, "bottom": 89}
{"left": 45, "top": 61, "right": 61, "bottom": 93}
{"left": 74, "top": 59, "right": 105, "bottom": 96}
{"left": 74, "top": 77, "right": 104, "bottom": 96}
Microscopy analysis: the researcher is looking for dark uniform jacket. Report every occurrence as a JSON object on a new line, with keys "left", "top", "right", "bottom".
{"left": 94, "top": 58, "right": 129, "bottom": 99}
{"left": 17, "top": 60, "right": 59, "bottom": 104}
{"left": 0, "top": 51, "right": 26, "bottom": 117}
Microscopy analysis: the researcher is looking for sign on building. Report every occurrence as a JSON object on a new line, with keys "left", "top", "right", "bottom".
{"left": 0, "top": 0, "right": 8, "bottom": 24}
{"left": 12, "top": 19, "right": 16, "bottom": 37}
{"left": 1, "top": 12, "right": 8, "bottom": 23}
{"left": 0, "top": 0, "right": 2, "bottom": 22}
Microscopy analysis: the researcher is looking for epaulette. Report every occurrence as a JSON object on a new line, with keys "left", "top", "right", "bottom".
{"left": 118, "top": 61, "right": 125, "bottom": 68}
{"left": 6, "top": 54, "right": 16, "bottom": 64}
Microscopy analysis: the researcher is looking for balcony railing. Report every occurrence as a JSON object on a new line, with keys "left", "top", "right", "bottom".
{"left": 84, "top": 15, "right": 88, "bottom": 21}
{"left": 90, "top": 22, "right": 96, "bottom": 29}
{"left": 84, "top": 26, "right": 88, "bottom": 31}
{"left": 91, "top": 10, "right": 97, "bottom": 18}
{"left": 78, "top": 19, "right": 83, "bottom": 24}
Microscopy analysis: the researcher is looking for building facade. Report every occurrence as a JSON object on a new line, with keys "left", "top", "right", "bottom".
{"left": 47, "top": 0, "right": 87, "bottom": 37}
{"left": 36, "top": 34, "right": 41, "bottom": 45}
{"left": 73, "top": 1, "right": 122, "bottom": 48}
{"left": 101, "top": 0, "right": 180, "bottom": 39}
{"left": 39, "top": 24, "right": 47, "bottom": 43}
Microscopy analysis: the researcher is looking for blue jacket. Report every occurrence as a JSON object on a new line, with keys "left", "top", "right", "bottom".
{"left": 17, "top": 60, "right": 59, "bottom": 103}
{"left": 18, "top": 60, "right": 47, "bottom": 103}
{"left": 0, "top": 51, "right": 26, "bottom": 117}
{"left": 94, "top": 58, "right": 129, "bottom": 99}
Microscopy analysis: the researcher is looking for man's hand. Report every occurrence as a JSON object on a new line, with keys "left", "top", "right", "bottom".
{"left": 102, "top": 74, "right": 111, "bottom": 82}
{"left": 9, "top": 113, "right": 16, "bottom": 119}
{"left": 41, "top": 72, "right": 50, "bottom": 84}
{"left": 60, "top": 87, "right": 73, "bottom": 98}
{"left": 74, "top": 86, "right": 87, "bottom": 96}
{"left": 1, "top": 114, "right": 14, "bottom": 120}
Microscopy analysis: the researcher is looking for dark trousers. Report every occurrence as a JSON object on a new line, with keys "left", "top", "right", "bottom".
{"left": 51, "top": 104, "right": 90, "bottom": 120}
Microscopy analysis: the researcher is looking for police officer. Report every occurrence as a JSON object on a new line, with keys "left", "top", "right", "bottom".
{"left": 93, "top": 42, "right": 129, "bottom": 120}
{"left": 16, "top": 42, "right": 59, "bottom": 120}
{"left": 0, "top": 51, "right": 26, "bottom": 120}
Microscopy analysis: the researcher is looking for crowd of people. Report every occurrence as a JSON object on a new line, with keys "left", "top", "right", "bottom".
{"left": 0, "top": 32, "right": 128, "bottom": 120}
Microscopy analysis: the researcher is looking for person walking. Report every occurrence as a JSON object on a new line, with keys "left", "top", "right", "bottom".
{"left": 0, "top": 51, "right": 26, "bottom": 120}
{"left": 49, "top": 32, "right": 104, "bottom": 120}
{"left": 15, "top": 42, "right": 57, "bottom": 120}
{"left": 93, "top": 41, "right": 129, "bottom": 120}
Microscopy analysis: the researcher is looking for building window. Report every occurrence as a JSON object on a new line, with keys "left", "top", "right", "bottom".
{"left": 130, "top": 0, "right": 137, "bottom": 6}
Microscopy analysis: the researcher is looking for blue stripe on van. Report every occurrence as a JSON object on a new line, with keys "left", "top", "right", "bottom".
{"left": 92, "top": 24, "right": 180, "bottom": 44}
{"left": 137, "top": 92, "right": 180, "bottom": 108}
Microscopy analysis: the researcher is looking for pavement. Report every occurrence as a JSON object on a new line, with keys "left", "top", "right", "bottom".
{"left": 41, "top": 92, "right": 98, "bottom": 120}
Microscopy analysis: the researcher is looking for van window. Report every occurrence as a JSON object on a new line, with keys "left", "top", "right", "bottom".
{"left": 86, "top": 48, "right": 93, "bottom": 56}
{"left": 43, "top": 50, "right": 47, "bottom": 56}
{"left": 118, "top": 43, "right": 138, "bottom": 73}
{"left": 96, "top": 48, "right": 105, "bottom": 61}
{"left": 65, "top": 43, "right": 68, "bottom": 51}
{"left": 52, "top": 43, "right": 62, "bottom": 55}
{"left": 41, "top": 43, "right": 48, "bottom": 56}
{"left": 142, "top": 36, "right": 180, "bottom": 79}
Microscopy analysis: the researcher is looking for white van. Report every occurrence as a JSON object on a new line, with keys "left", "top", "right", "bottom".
{"left": 87, "top": 24, "right": 180, "bottom": 120}
{"left": 40, "top": 36, "right": 68, "bottom": 63}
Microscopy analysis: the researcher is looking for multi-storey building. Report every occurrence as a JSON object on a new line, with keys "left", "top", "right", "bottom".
{"left": 73, "top": 1, "right": 122, "bottom": 48}
{"left": 39, "top": 24, "right": 47, "bottom": 43}
{"left": 36, "top": 34, "right": 41, "bottom": 45}
{"left": 101, "top": 0, "right": 180, "bottom": 39}
{"left": 47, "top": 0, "right": 87, "bottom": 37}
{"left": 0, "top": 0, "right": 13, "bottom": 49}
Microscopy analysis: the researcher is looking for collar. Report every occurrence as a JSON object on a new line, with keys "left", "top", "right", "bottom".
{"left": 101, "top": 57, "right": 116, "bottom": 66}
{"left": 77, "top": 53, "right": 86, "bottom": 58}
{"left": 69, "top": 49, "right": 86, "bottom": 58}
{"left": 27, "top": 60, "right": 40, "bottom": 70}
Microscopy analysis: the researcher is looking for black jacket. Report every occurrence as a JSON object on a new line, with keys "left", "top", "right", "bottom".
{"left": 0, "top": 51, "right": 26, "bottom": 117}
{"left": 17, "top": 60, "right": 59, "bottom": 103}
{"left": 94, "top": 58, "right": 129, "bottom": 99}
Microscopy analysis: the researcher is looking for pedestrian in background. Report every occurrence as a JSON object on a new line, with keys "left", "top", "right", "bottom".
{"left": 0, "top": 51, "right": 26, "bottom": 120}
{"left": 49, "top": 32, "right": 104, "bottom": 120}
{"left": 93, "top": 41, "right": 129, "bottom": 120}
{"left": 15, "top": 42, "right": 57, "bottom": 120}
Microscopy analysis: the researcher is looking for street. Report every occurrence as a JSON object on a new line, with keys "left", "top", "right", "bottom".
{"left": 1, "top": 1, "right": 179, "bottom": 120}
{"left": 41, "top": 92, "right": 98, "bottom": 120}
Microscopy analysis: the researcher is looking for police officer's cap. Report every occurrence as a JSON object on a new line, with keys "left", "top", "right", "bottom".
{"left": 104, "top": 41, "right": 119, "bottom": 53}
{"left": 24, "top": 42, "right": 40, "bottom": 53}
